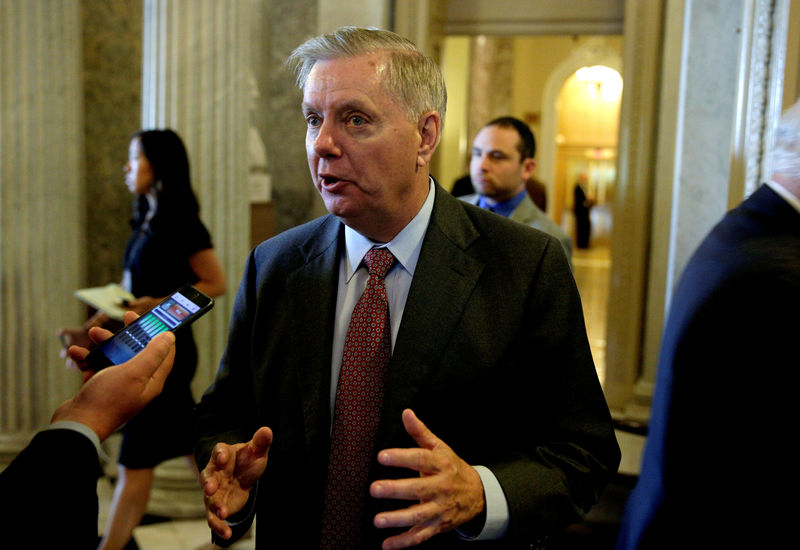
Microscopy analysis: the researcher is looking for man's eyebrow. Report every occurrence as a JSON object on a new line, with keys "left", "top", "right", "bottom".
{"left": 302, "top": 98, "right": 374, "bottom": 115}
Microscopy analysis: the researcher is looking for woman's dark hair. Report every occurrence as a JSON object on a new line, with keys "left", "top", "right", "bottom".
{"left": 131, "top": 128, "right": 200, "bottom": 228}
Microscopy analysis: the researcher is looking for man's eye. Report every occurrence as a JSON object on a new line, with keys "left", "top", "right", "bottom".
{"left": 306, "top": 115, "right": 321, "bottom": 127}
{"left": 350, "top": 115, "right": 366, "bottom": 126}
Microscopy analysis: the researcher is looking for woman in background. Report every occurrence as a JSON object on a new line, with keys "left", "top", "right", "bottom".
{"left": 99, "top": 129, "right": 225, "bottom": 550}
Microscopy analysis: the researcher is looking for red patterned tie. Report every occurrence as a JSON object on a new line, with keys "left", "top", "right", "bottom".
{"left": 321, "top": 247, "right": 396, "bottom": 549}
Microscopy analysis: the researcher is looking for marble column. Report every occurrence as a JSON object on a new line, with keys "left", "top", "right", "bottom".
{"left": 257, "top": 0, "right": 322, "bottom": 233}
{"left": 607, "top": 0, "right": 789, "bottom": 419}
{"left": 140, "top": 0, "right": 252, "bottom": 517}
{"left": 604, "top": 0, "right": 666, "bottom": 414}
{"left": 0, "top": 1, "right": 84, "bottom": 467}
{"left": 467, "top": 36, "right": 514, "bottom": 147}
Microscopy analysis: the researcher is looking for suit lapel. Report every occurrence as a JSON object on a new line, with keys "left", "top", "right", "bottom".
{"left": 286, "top": 216, "right": 343, "bottom": 456}
{"left": 380, "top": 186, "right": 485, "bottom": 441}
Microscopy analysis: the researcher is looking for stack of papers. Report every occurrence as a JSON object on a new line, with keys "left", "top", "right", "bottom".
{"left": 74, "top": 283, "right": 135, "bottom": 321}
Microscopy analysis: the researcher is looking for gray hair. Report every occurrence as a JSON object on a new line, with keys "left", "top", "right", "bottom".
{"left": 771, "top": 100, "right": 800, "bottom": 178}
{"left": 286, "top": 26, "right": 447, "bottom": 127}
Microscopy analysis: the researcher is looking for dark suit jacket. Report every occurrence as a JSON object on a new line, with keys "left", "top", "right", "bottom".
{"left": 195, "top": 184, "right": 620, "bottom": 549}
{"left": 0, "top": 429, "right": 102, "bottom": 548}
{"left": 616, "top": 185, "right": 800, "bottom": 549}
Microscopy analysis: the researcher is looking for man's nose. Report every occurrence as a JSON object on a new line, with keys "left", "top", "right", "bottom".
{"left": 313, "top": 121, "right": 342, "bottom": 158}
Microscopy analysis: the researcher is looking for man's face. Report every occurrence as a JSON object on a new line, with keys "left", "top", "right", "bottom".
{"left": 470, "top": 125, "right": 534, "bottom": 203}
{"left": 302, "top": 53, "right": 432, "bottom": 242}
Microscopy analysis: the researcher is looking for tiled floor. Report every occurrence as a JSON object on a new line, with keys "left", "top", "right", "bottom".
{"left": 572, "top": 245, "right": 611, "bottom": 384}
{"left": 96, "top": 471, "right": 254, "bottom": 550}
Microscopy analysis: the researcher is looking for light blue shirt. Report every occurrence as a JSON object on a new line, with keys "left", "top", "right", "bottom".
{"left": 478, "top": 188, "right": 527, "bottom": 218}
{"left": 330, "top": 179, "right": 509, "bottom": 540}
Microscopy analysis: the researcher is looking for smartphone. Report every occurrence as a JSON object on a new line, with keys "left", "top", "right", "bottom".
{"left": 85, "top": 285, "right": 214, "bottom": 371}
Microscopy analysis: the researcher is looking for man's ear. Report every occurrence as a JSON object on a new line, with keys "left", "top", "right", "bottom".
{"left": 521, "top": 157, "right": 537, "bottom": 181}
{"left": 416, "top": 111, "right": 441, "bottom": 167}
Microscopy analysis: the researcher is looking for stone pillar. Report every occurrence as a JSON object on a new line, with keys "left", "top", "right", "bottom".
{"left": 0, "top": 1, "right": 84, "bottom": 466}
{"left": 606, "top": 0, "right": 789, "bottom": 419}
{"left": 604, "top": 0, "right": 666, "bottom": 415}
{"left": 467, "top": 36, "right": 514, "bottom": 146}
{"left": 141, "top": 0, "right": 252, "bottom": 516}
{"left": 82, "top": 0, "right": 143, "bottom": 288}
{"left": 258, "top": 0, "right": 322, "bottom": 233}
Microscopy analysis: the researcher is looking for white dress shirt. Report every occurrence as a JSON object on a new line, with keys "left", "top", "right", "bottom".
{"left": 329, "top": 179, "right": 509, "bottom": 540}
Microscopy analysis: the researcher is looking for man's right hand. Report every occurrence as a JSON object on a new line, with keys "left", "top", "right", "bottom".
{"left": 201, "top": 427, "right": 273, "bottom": 540}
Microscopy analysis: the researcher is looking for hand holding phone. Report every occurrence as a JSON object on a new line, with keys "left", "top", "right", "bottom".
{"left": 84, "top": 285, "right": 213, "bottom": 371}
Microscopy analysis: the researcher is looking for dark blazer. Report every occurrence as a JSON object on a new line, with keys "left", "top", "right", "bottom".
{"left": 0, "top": 429, "right": 102, "bottom": 548}
{"left": 195, "top": 184, "right": 620, "bottom": 549}
{"left": 616, "top": 185, "right": 800, "bottom": 549}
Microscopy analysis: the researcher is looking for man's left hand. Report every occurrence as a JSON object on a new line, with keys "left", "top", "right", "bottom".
{"left": 370, "top": 409, "right": 485, "bottom": 549}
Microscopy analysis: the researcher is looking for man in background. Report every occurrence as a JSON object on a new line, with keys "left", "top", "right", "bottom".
{"left": 616, "top": 100, "right": 800, "bottom": 549}
{"left": 462, "top": 116, "right": 573, "bottom": 262}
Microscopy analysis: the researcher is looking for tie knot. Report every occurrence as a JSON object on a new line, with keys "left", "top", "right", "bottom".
{"left": 364, "top": 248, "right": 395, "bottom": 279}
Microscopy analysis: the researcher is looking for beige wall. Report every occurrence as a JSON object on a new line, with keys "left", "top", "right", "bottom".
{"left": 512, "top": 36, "right": 620, "bottom": 156}
{"left": 439, "top": 34, "right": 622, "bottom": 187}
{"left": 785, "top": 0, "right": 800, "bottom": 108}
{"left": 439, "top": 36, "right": 471, "bottom": 191}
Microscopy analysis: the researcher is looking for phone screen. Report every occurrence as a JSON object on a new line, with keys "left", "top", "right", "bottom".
{"left": 88, "top": 285, "right": 213, "bottom": 369}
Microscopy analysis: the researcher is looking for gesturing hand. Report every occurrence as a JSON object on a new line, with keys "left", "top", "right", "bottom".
{"left": 370, "top": 409, "right": 485, "bottom": 549}
{"left": 200, "top": 427, "right": 273, "bottom": 540}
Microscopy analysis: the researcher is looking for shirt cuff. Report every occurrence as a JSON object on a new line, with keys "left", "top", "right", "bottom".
{"left": 47, "top": 421, "right": 102, "bottom": 455}
{"left": 457, "top": 465, "right": 509, "bottom": 541}
{"left": 226, "top": 482, "right": 259, "bottom": 526}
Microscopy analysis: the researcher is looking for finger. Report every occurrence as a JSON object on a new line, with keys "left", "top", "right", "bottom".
{"left": 377, "top": 447, "right": 436, "bottom": 474}
{"left": 401, "top": 409, "right": 441, "bottom": 451}
{"left": 201, "top": 471, "right": 219, "bottom": 496}
{"left": 66, "top": 345, "right": 90, "bottom": 363}
{"left": 139, "top": 331, "right": 177, "bottom": 385}
{"left": 371, "top": 476, "right": 434, "bottom": 501}
{"left": 374, "top": 501, "right": 439, "bottom": 530}
{"left": 123, "top": 310, "right": 140, "bottom": 326}
{"left": 206, "top": 509, "right": 233, "bottom": 540}
{"left": 380, "top": 523, "right": 438, "bottom": 549}
{"left": 212, "top": 442, "right": 232, "bottom": 469}
{"left": 250, "top": 426, "right": 273, "bottom": 454}
{"left": 121, "top": 331, "right": 176, "bottom": 388}
{"left": 87, "top": 325, "right": 114, "bottom": 345}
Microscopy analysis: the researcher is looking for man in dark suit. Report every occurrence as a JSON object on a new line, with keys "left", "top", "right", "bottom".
{"left": 0, "top": 324, "right": 175, "bottom": 548}
{"left": 615, "top": 100, "right": 800, "bottom": 549}
{"left": 195, "top": 27, "right": 619, "bottom": 549}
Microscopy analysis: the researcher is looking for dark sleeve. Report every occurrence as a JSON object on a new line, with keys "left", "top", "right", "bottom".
{"left": 194, "top": 248, "right": 261, "bottom": 465}
{"left": 0, "top": 429, "right": 102, "bottom": 548}
{"left": 617, "top": 256, "right": 800, "bottom": 549}
{"left": 495, "top": 236, "right": 621, "bottom": 542}
{"left": 177, "top": 215, "right": 213, "bottom": 257}
{"left": 193, "top": 250, "right": 263, "bottom": 543}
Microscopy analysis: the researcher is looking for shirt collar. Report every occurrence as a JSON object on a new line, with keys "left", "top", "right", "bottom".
{"left": 766, "top": 180, "right": 800, "bottom": 215}
{"left": 478, "top": 188, "right": 526, "bottom": 218}
{"left": 344, "top": 178, "right": 435, "bottom": 282}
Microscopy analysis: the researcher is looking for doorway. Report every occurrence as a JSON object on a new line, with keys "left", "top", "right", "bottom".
{"left": 438, "top": 34, "right": 623, "bottom": 382}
